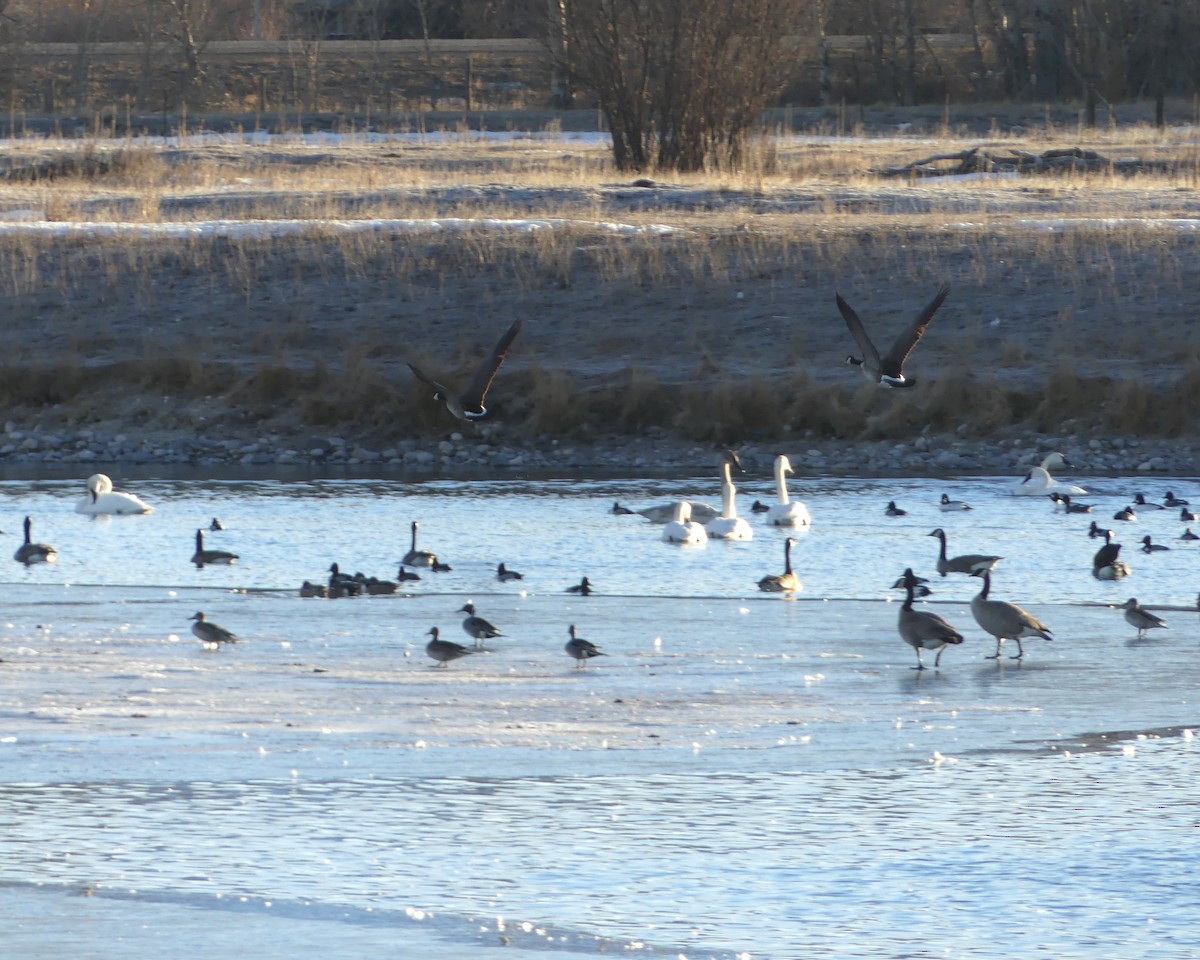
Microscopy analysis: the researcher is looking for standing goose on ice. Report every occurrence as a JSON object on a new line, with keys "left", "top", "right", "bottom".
{"left": 75, "top": 474, "right": 153, "bottom": 515}
{"left": 407, "top": 317, "right": 523, "bottom": 421}
{"left": 14, "top": 516, "right": 56, "bottom": 565}
{"left": 565, "top": 625, "right": 606, "bottom": 666}
{"left": 191, "top": 529, "right": 238, "bottom": 566}
{"left": 928, "top": 528, "right": 1001, "bottom": 577}
{"left": 893, "top": 570, "right": 963, "bottom": 670}
{"left": 190, "top": 611, "right": 238, "bottom": 647}
{"left": 1121, "top": 598, "right": 1167, "bottom": 639}
{"left": 766, "top": 454, "right": 810, "bottom": 527}
{"left": 757, "top": 537, "right": 801, "bottom": 593}
{"left": 836, "top": 282, "right": 950, "bottom": 387}
{"left": 970, "top": 569, "right": 1053, "bottom": 660}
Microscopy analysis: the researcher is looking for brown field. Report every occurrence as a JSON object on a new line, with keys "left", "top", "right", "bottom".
{"left": 0, "top": 120, "right": 1198, "bottom": 461}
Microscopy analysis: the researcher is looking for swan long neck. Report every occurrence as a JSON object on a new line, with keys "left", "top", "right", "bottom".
{"left": 721, "top": 482, "right": 736, "bottom": 518}
{"left": 774, "top": 460, "right": 791, "bottom": 504}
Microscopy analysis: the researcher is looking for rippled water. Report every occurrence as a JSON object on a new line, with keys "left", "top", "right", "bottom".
{"left": 2, "top": 472, "right": 1198, "bottom": 959}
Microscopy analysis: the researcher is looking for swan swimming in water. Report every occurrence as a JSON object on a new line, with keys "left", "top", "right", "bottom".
{"left": 766, "top": 455, "right": 810, "bottom": 527}
{"left": 1013, "top": 452, "right": 1087, "bottom": 496}
{"left": 662, "top": 501, "right": 708, "bottom": 545}
{"left": 706, "top": 458, "right": 753, "bottom": 541}
{"left": 75, "top": 474, "right": 153, "bottom": 515}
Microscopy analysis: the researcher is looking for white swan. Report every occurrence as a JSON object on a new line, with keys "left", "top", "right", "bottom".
{"left": 1012, "top": 452, "right": 1086, "bottom": 496}
{"left": 706, "top": 460, "right": 753, "bottom": 541}
{"left": 662, "top": 501, "right": 707, "bottom": 545}
{"left": 766, "top": 455, "right": 810, "bottom": 527}
{"left": 75, "top": 474, "right": 153, "bottom": 515}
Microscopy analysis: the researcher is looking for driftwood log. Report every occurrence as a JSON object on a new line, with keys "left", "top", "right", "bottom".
{"left": 879, "top": 145, "right": 1178, "bottom": 178}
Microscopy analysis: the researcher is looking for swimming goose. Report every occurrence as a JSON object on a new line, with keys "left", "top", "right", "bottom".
{"left": 757, "top": 537, "right": 801, "bottom": 593}
{"left": 190, "top": 611, "right": 238, "bottom": 647}
{"left": 1164, "top": 491, "right": 1190, "bottom": 507}
{"left": 566, "top": 577, "right": 593, "bottom": 596}
{"left": 939, "top": 493, "right": 971, "bottom": 511}
{"left": 928, "top": 528, "right": 1001, "bottom": 577}
{"left": 1112, "top": 505, "right": 1136, "bottom": 522}
{"left": 969, "top": 570, "right": 1053, "bottom": 660}
{"left": 1180, "top": 506, "right": 1198, "bottom": 522}
{"left": 425, "top": 626, "right": 475, "bottom": 667}
{"left": 1121, "top": 598, "right": 1167, "bottom": 639}
{"left": 407, "top": 317, "right": 523, "bottom": 421}
{"left": 564, "top": 625, "right": 606, "bottom": 667}
{"left": 1013, "top": 452, "right": 1087, "bottom": 496}
{"left": 1092, "top": 530, "right": 1130, "bottom": 580}
{"left": 836, "top": 282, "right": 950, "bottom": 387}
{"left": 893, "top": 571, "right": 963, "bottom": 670}
{"left": 459, "top": 602, "right": 502, "bottom": 646}
{"left": 1051, "top": 493, "right": 1093, "bottom": 513}
{"left": 209, "top": 517, "right": 224, "bottom": 531}
{"left": 496, "top": 562, "right": 524, "bottom": 582}
{"left": 396, "top": 566, "right": 422, "bottom": 582}
{"left": 75, "top": 474, "right": 153, "bottom": 515}
{"left": 662, "top": 501, "right": 708, "bottom": 545}
{"left": 611, "top": 502, "right": 635, "bottom": 515}
{"left": 885, "top": 501, "right": 907, "bottom": 517}
{"left": 401, "top": 521, "right": 438, "bottom": 568}
{"left": 766, "top": 455, "right": 810, "bottom": 527}
{"left": 191, "top": 529, "right": 237, "bottom": 566}
{"left": 706, "top": 460, "right": 753, "bottom": 541}
{"left": 14, "top": 516, "right": 56, "bottom": 565}
{"left": 1179, "top": 528, "right": 1199, "bottom": 541}
{"left": 1133, "top": 494, "right": 1165, "bottom": 511}
{"left": 1140, "top": 535, "right": 1169, "bottom": 553}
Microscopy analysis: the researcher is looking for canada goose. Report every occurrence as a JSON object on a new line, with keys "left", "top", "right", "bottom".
{"left": 939, "top": 493, "right": 971, "bottom": 511}
{"left": 928, "top": 528, "right": 1001, "bottom": 577}
{"left": 1133, "top": 493, "right": 1165, "bottom": 510}
{"left": 407, "top": 317, "right": 523, "bottom": 421}
{"left": 397, "top": 566, "right": 422, "bottom": 582}
{"left": 299, "top": 580, "right": 328, "bottom": 598}
{"left": 190, "top": 611, "right": 238, "bottom": 647}
{"left": 1013, "top": 452, "right": 1087, "bottom": 496}
{"left": 893, "top": 571, "right": 963, "bottom": 670}
{"left": 1113, "top": 505, "right": 1136, "bottom": 522}
{"left": 836, "top": 282, "right": 950, "bottom": 387}
{"left": 1092, "top": 530, "right": 1130, "bottom": 580}
{"left": 14, "top": 516, "right": 56, "bottom": 565}
{"left": 1140, "top": 535, "right": 1169, "bottom": 554}
{"left": 970, "top": 569, "right": 1053, "bottom": 660}
{"left": 425, "top": 626, "right": 475, "bottom": 667}
{"left": 565, "top": 624, "right": 606, "bottom": 667}
{"left": 460, "top": 602, "right": 502, "bottom": 646}
{"left": 662, "top": 501, "right": 708, "bottom": 544}
{"left": 75, "top": 474, "right": 153, "bottom": 515}
{"left": 757, "top": 537, "right": 801, "bottom": 593}
{"left": 705, "top": 459, "right": 753, "bottom": 541}
{"left": 1164, "top": 491, "right": 1190, "bottom": 507}
{"left": 1051, "top": 493, "right": 1093, "bottom": 513}
{"left": 496, "top": 562, "right": 524, "bottom": 581}
{"left": 885, "top": 500, "right": 907, "bottom": 517}
{"left": 1181, "top": 506, "right": 1198, "bottom": 522}
{"left": 401, "top": 521, "right": 438, "bottom": 568}
{"left": 611, "top": 502, "right": 635, "bottom": 515}
{"left": 750, "top": 500, "right": 769, "bottom": 514}
{"left": 766, "top": 455, "right": 810, "bottom": 527}
{"left": 566, "top": 576, "right": 593, "bottom": 596}
{"left": 191, "top": 529, "right": 237, "bottom": 566}
{"left": 1121, "top": 598, "right": 1167, "bottom": 639}
{"left": 1179, "top": 528, "right": 1199, "bottom": 541}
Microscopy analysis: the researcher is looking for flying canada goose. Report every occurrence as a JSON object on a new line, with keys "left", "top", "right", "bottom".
{"left": 1113, "top": 505, "right": 1136, "bottom": 522}
{"left": 209, "top": 517, "right": 224, "bottom": 531}
{"left": 766, "top": 454, "right": 810, "bottom": 527}
{"left": 299, "top": 580, "right": 328, "bottom": 598}
{"left": 928, "top": 528, "right": 1001, "bottom": 577}
{"left": 893, "top": 570, "right": 963, "bottom": 670}
{"left": 757, "top": 537, "right": 801, "bottom": 593}
{"left": 611, "top": 502, "right": 635, "bottom": 515}
{"left": 1179, "top": 528, "right": 1199, "bottom": 541}
{"left": 425, "top": 626, "right": 475, "bottom": 667}
{"left": 1092, "top": 530, "right": 1130, "bottom": 580}
{"left": 885, "top": 501, "right": 907, "bottom": 517}
{"left": 566, "top": 576, "right": 593, "bottom": 596}
{"left": 459, "top": 602, "right": 502, "bottom": 646}
{"left": 191, "top": 529, "right": 237, "bottom": 566}
{"left": 662, "top": 501, "right": 708, "bottom": 545}
{"left": 896, "top": 566, "right": 933, "bottom": 598}
{"left": 397, "top": 566, "right": 422, "bottom": 582}
{"left": 1121, "top": 598, "right": 1167, "bottom": 639}
{"left": 190, "top": 611, "right": 238, "bottom": 647}
{"left": 1180, "top": 506, "right": 1198, "bottom": 522}
{"left": 75, "top": 474, "right": 153, "bottom": 515}
{"left": 1164, "top": 491, "right": 1190, "bottom": 507}
{"left": 969, "top": 569, "right": 1053, "bottom": 660}
{"left": 835, "top": 282, "right": 950, "bottom": 387}
{"left": 939, "top": 493, "right": 971, "bottom": 511}
{"left": 496, "top": 562, "right": 524, "bottom": 582}
{"left": 1133, "top": 493, "right": 1165, "bottom": 510}
{"left": 14, "top": 516, "right": 56, "bottom": 565}
{"left": 1051, "top": 493, "right": 1093, "bottom": 513}
{"left": 407, "top": 317, "right": 523, "bottom": 421}
{"left": 564, "top": 624, "right": 606, "bottom": 667}
{"left": 401, "top": 521, "right": 438, "bottom": 568}
{"left": 1140, "top": 535, "right": 1169, "bottom": 554}
{"left": 1013, "top": 452, "right": 1087, "bottom": 496}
